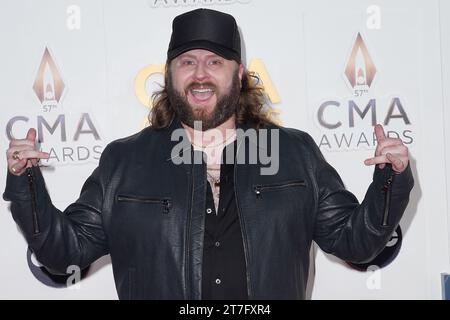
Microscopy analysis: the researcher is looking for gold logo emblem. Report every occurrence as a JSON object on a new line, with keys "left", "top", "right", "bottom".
{"left": 344, "top": 33, "right": 376, "bottom": 95}
{"left": 33, "top": 47, "right": 65, "bottom": 105}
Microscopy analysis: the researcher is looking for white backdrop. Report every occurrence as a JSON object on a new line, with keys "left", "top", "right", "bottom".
{"left": 0, "top": 0, "right": 449, "bottom": 299}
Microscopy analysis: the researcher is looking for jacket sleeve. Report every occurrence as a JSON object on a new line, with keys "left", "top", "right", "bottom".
{"left": 305, "top": 134, "right": 414, "bottom": 263}
{"left": 2, "top": 145, "right": 113, "bottom": 275}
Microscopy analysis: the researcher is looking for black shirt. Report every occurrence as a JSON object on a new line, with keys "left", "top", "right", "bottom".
{"left": 201, "top": 153, "right": 248, "bottom": 300}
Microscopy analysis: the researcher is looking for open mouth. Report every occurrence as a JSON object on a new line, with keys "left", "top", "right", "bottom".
{"left": 187, "top": 85, "right": 216, "bottom": 103}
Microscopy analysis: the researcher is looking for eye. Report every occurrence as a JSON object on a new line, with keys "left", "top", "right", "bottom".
{"left": 181, "top": 59, "right": 195, "bottom": 66}
{"left": 208, "top": 59, "right": 223, "bottom": 66}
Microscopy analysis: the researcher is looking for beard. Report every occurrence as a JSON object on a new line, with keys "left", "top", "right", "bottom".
{"left": 167, "top": 70, "right": 241, "bottom": 131}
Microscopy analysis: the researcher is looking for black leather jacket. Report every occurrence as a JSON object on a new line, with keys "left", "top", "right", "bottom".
{"left": 3, "top": 119, "right": 414, "bottom": 299}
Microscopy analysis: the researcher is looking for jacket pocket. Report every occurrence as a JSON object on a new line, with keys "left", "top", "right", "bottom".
{"left": 117, "top": 194, "right": 172, "bottom": 214}
{"left": 253, "top": 180, "right": 306, "bottom": 198}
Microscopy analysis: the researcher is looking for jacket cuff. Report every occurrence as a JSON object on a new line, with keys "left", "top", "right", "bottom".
{"left": 372, "top": 163, "right": 414, "bottom": 194}
{"left": 3, "top": 166, "right": 42, "bottom": 201}
{"left": 391, "top": 164, "right": 414, "bottom": 195}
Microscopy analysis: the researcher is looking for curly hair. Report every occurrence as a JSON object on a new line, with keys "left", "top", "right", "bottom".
{"left": 149, "top": 63, "right": 274, "bottom": 129}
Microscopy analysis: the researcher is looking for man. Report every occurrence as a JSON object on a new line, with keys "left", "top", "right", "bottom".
{"left": 4, "top": 8, "right": 413, "bottom": 299}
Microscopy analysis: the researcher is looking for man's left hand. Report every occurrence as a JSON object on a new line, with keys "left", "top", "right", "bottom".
{"left": 364, "top": 124, "right": 409, "bottom": 173}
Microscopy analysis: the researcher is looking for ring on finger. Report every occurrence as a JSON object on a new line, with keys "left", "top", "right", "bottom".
{"left": 12, "top": 150, "right": 20, "bottom": 161}
{"left": 11, "top": 166, "right": 17, "bottom": 173}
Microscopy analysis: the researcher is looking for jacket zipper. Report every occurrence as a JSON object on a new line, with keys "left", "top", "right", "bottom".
{"left": 234, "top": 139, "right": 253, "bottom": 299}
{"left": 382, "top": 166, "right": 395, "bottom": 226}
{"left": 254, "top": 180, "right": 306, "bottom": 198}
{"left": 185, "top": 147, "right": 195, "bottom": 299}
{"left": 26, "top": 167, "right": 40, "bottom": 235}
{"left": 117, "top": 195, "right": 171, "bottom": 214}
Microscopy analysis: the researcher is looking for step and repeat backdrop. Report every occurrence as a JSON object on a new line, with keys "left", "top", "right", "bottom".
{"left": 1, "top": 0, "right": 449, "bottom": 299}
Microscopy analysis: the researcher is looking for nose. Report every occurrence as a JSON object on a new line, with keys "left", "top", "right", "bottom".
{"left": 193, "top": 62, "right": 208, "bottom": 81}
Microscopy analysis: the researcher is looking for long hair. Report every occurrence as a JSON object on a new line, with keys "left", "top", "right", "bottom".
{"left": 150, "top": 63, "right": 274, "bottom": 129}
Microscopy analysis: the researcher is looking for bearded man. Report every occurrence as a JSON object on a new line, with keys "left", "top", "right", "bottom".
{"left": 4, "top": 8, "right": 413, "bottom": 300}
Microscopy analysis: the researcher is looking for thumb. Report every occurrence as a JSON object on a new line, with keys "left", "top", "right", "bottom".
{"left": 26, "top": 128, "right": 37, "bottom": 142}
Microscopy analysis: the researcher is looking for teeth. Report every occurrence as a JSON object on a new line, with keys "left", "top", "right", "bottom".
{"left": 191, "top": 88, "right": 213, "bottom": 93}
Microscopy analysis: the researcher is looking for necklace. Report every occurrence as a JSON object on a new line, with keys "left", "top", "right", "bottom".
{"left": 207, "top": 170, "right": 221, "bottom": 187}
{"left": 191, "top": 132, "right": 236, "bottom": 149}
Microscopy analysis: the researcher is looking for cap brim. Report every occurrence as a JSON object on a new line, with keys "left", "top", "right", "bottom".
{"left": 167, "top": 40, "right": 241, "bottom": 63}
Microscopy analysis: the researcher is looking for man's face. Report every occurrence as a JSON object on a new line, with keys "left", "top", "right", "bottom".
{"left": 167, "top": 49, "right": 244, "bottom": 130}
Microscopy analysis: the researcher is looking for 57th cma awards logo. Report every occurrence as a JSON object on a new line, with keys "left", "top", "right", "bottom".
{"left": 6, "top": 47, "right": 104, "bottom": 167}
{"left": 316, "top": 32, "right": 413, "bottom": 150}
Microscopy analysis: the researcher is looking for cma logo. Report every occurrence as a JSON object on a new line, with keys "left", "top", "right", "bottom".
{"left": 315, "top": 32, "right": 414, "bottom": 150}
{"left": 318, "top": 97, "right": 410, "bottom": 130}
{"left": 134, "top": 59, "right": 281, "bottom": 126}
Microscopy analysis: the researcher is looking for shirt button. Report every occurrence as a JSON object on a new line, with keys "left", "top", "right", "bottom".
{"left": 206, "top": 208, "right": 212, "bottom": 214}
{"left": 215, "top": 241, "right": 221, "bottom": 247}
{"left": 215, "top": 278, "right": 221, "bottom": 285}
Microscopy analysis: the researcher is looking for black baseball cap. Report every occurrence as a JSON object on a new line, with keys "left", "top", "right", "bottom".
{"left": 167, "top": 8, "right": 241, "bottom": 63}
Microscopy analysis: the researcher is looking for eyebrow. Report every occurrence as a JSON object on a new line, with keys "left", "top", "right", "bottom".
{"left": 178, "top": 53, "right": 222, "bottom": 59}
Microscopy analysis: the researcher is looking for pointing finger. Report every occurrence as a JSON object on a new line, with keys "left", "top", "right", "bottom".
{"left": 364, "top": 155, "right": 387, "bottom": 166}
{"left": 9, "top": 139, "right": 36, "bottom": 148}
{"left": 15, "top": 150, "right": 50, "bottom": 160}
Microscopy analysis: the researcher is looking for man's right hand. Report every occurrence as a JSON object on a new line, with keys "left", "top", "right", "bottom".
{"left": 6, "top": 128, "right": 50, "bottom": 176}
